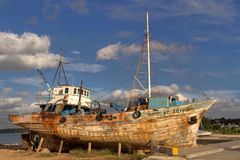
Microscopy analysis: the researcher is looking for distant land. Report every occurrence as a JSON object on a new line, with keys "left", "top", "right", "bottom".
{"left": 0, "top": 128, "right": 28, "bottom": 134}
{"left": 202, "top": 117, "right": 240, "bottom": 134}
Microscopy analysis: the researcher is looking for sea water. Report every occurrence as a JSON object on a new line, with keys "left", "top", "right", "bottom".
{"left": 0, "top": 133, "right": 21, "bottom": 144}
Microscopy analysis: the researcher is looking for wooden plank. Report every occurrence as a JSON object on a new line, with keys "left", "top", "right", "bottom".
{"left": 88, "top": 142, "right": 92, "bottom": 153}
{"left": 118, "top": 143, "right": 121, "bottom": 157}
{"left": 36, "top": 137, "right": 44, "bottom": 152}
{"left": 58, "top": 140, "right": 64, "bottom": 154}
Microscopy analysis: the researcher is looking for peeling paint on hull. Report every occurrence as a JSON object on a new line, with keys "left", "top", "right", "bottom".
{"left": 9, "top": 99, "right": 215, "bottom": 148}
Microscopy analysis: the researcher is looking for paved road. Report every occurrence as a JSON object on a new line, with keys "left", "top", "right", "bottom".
{"left": 193, "top": 148, "right": 240, "bottom": 160}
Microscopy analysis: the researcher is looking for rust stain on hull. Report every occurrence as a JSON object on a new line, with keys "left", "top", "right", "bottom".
{"left": 9, "top": 99, "right": 215, "bottom": 149}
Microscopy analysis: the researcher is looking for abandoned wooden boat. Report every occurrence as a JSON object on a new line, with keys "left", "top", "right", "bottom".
{"left": 9, "top": 12, "right": 216, "bottom": 151}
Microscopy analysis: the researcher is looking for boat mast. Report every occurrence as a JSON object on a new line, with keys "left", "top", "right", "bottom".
{"left": 146, "top": 12, "right": 151, "bottom": 98}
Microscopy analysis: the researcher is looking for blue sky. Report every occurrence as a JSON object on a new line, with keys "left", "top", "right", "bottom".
{"left": 0, "top": 0, "right": 240, "bottom": 128}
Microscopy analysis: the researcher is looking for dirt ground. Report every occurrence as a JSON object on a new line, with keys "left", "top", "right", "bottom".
{"left": 0, "top": 149, "right": 147, "bottom": 160}
{"left": 0, "top": 149, "right": 116, "bottom": 160}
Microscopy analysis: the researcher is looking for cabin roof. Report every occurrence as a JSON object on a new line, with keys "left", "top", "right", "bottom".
{"left": 56, "top": 85, "right": 90, "bottom": 91}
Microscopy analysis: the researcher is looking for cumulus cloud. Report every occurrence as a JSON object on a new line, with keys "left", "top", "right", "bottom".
{"left": 0, "top": 32, "right": 60, "bottom": 71}
{"left": 96, "top": 42, "right": 126, "bottom": 60}
{"left": 0, "top": 97, "right": 22, "bottom": 109}
{"left": 108, "top": 84, "right": 182, "bottom": 99}
{"left": 66, "top": 63, "right": 105, "bottom": 73}
{"left": 96, "top": 41, "right": 191, "bottom": 60}
{"left": 0, "top": 32, "right": 50, "bottom": 55}
{"left": 16, "top": 91, "right": 33, "bottom": 97}
{"left": 205, "top": 90, "right": 240, "bottom": 118}
{"left": 8, "top": 102, "right": 40, "bottom": 113}
{"left": 151, "top": 84, "right": 179, "bottom": 96}
{"left": 0, "top": 96, "right": 40, "bottom": 113}
{"left": 0, "top": 53, "right": 59, "bottom": 71}
{"left": 10, "top": 76, "right": 39, "bottom": 86}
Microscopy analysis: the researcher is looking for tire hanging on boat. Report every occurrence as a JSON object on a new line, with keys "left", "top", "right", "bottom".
{"left": 59, "top": 117, "right": 67, "bottom": 123}
{"left": 96, "top": 114, "right": 103, "bottom": 121}
{"left": 132, "top": 110, "right": 141, "bottom": 119}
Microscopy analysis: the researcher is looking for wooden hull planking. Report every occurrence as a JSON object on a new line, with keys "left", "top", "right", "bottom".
{"left": 9, "top": 99, "right": 215, "bottom": 148}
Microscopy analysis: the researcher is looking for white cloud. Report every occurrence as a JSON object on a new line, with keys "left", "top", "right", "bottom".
{"left": 0, "top": 32, "right": 50, "bottom": 55}
{"left": 10, "top": 76, "right": 38, "bottom": 86}
{"left": 160, "top": 0, "right": 236, "bottom": 20}
{"left": 106, "top": 0, "right": 236, "bottom": 23}
{"left": 2, "top": 87, "right": 12, "bottom": 93}
{"left": 0, "top": 53, "right": 59, "bottom": 71}
{"left": 151, "top": 84, "right": 179, "bottom": 96}
{"left": 42, "top": 0, "right": 88, "bottom": 20}
{"left": 16, "top": 91, "right": 33, "bottom": 97}
{"left": 0, "top": 96, "right": 39, "bottom": 113}
{"left": 0, "top": 32, "right": 60, "bottom": 71}
{"left": 205, "top": 90, "right": 240, "bottom": 118}
{"left": 103, "top": 84, "right": 182, "bottom": 100}
{"left": 0, "top": 97, "right": 22, "bottom": 109}
{"left": 66, "top": 0, "right": 88, "bottom": 14}
{"left": 8, "top": 102, "right": 39, "bottom": 113}
{"left": 71, "top": 50, "right": 81, "bottom": 54}
{"left": 66, "top": 63, "right": 105, "bottom": 73}
{"left": 96, "top": 41, "right": 190, "bottom": 60}
{"left": 96, "top": 42, "right": 125, "bottom": 60}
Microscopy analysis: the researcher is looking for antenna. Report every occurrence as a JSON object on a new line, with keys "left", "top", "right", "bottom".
{"left": 146, "top": 11, "right": 151, "bottom": 98}
{"left": 37, "top": 69, "right": 53, "bottom": 94}
{"left": 125, "top": 12, "right": 152, "bottom": 111}
{"left": 52, "top": 51, "right": 69, "bottom": 86}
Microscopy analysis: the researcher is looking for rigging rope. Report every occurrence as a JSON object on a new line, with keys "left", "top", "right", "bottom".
{"left": 152, "top": 37, "right": 209, "bottom": 99}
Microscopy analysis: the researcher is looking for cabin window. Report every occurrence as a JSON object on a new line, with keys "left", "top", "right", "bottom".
{"left": 83, "top": 90, "right": 86, "bottom": 96}
{"left": 59, "top": 89, "right": 63, "bottom": 94}
{"left": 74, "top": 88, "right": 77, "bottom": 94}
{"left": 78, "top": 88, "right": 83, "bottom": 95}
{"left": 65, "top": 88, "right": 69, "bottom": 94}
{"left": 86, "top": 91, "right": 89, "bottom": 97}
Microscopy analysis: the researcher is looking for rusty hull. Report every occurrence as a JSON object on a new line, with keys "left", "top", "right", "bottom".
{"left": 9, "top": 99, "right": 216, "bottom": 149}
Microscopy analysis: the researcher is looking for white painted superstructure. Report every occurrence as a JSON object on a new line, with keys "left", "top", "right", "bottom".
{"left": 48, "top": 85, "right": 91, "bottom": 107}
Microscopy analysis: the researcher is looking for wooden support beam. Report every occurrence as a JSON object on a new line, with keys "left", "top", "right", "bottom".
{"left": 87, "top": 142, "right": 92, "bottom": 154}
{"left": 58, "top": 140, "right": 64, "bottom": 154}
{"left": 118, "top": 142, "right": 121, "bottom": 157}
{"left": 36, "top": 137, "right": 44, "bottom": 152}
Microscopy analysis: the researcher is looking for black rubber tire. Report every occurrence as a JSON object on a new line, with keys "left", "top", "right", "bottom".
{"left": 132, "top": 110, "right": 141, "bottom": 119}
{"left": 96, "top": 114, "right": 103, "bottom": 121}
{"left": 59, "top": 117, "right": 67, "bottom": 123}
